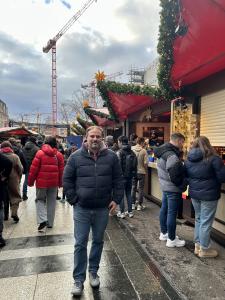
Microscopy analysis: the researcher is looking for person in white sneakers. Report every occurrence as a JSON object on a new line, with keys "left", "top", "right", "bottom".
{"left": 154, "top": 133, "right": 187, "bottom": 247}
{"left": 117, "top": 136, "right": 137, "bottom": 219}
{"left": 131, "top": 137, "right": 148, "bottom": 211}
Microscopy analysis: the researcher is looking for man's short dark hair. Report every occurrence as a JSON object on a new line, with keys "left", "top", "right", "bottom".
{"left": 45, "top": 136, "right": 57, "bottom": 148}
{"left": 171, "top": 132, "right": 185, "bottom": 141}
{"left": 137, "top": 137, "right": 145, "bottom": 144}
{"left": 118, "top": 135, "right": 128, "bottom": 145}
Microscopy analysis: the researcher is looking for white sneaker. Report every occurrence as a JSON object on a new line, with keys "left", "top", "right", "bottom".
{"left": 117, "top": 212, "right": 125, "bottom": 219}
{"left": 89, "top": 273, "right": 100, "bottom": 288}
{"left": 137, "top": 205, "right": 142, "bottom": 211}
{"left": 71, "top": 281, "right": 83, "bottom": 296}
{"left": 166, "top": 237, "right": 185, "bottom": 248}
{"left": 128, "top": 212, "right": 134, "bottom": 218}
{"left": 159, "top": 232, "right": 168, "bottom": 241}
{"left": 132, "top": 204, "right": 136, "bottom": 210}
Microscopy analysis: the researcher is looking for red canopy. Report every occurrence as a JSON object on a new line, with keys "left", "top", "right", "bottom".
{"left": 91, "top": 115, "right": 115, "bottom": 127}
{"left": 108, "top": 92, "right": 156, "bottom": 120}
{"left": 0, "top": 127, "right": 38, "bottom": 137}
{"left": 171, "top": 0, "right": 225, "bottom": 88}
{"left": 86, "top": 108, "right": 115, "bottom": 127}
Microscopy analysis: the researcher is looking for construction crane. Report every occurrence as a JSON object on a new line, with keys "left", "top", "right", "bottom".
{"left": 43, "top": 0, "right": 97, "bottom": 134}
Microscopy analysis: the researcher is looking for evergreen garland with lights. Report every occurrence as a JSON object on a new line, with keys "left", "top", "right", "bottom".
{"left": 157, "top": 0, "right": 180, "bottom": 99}
{"left": 71, "top": 123, "right": 86, "bottom": 136}
{"left": 97, "top": 80, "right": 164, "bottom": 120}
{"left": 77, "top": 115, "right": 94, "bottom": 129}
{"left": 84, "top": 106, "right": 115, "bottom": 121}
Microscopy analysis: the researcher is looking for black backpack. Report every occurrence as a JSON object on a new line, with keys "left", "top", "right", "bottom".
{"left": 119, "top": 150, "right": 137, "bottom": 178}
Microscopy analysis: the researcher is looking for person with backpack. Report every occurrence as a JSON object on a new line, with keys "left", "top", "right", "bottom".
{"left": 154, "top": 133, "right": 187, "bottom": 248}
{"left": 117, "top": 136, "right": 137, "bottom": 218}
{"left": 131, "top": 137, "right": 148, "bottom": 211}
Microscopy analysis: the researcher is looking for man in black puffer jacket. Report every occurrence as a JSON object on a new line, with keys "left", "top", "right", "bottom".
{"left": 63, "top": 126, "right": 124, "bottom": 297}
{"left": 154, "top": 132, "right": 186, "bottom": 248}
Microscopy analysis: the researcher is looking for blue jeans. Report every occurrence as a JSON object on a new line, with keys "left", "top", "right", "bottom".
{"left": 191, "top": 199, "right": 218, "bottom": 249}
{"left": 160, "top": 192, "right": 181, "bottom": 240}
{"left": 120, "top": 178, "right": 132, "bottom": 213}
{"left": 22, "top": 173, "right": 28, "bottom": 196}
{"left": 0, "top": 206, "right": 4, "bottom": 236}
{"left": 73, "top": 205, "right": 109, "bottom": 283}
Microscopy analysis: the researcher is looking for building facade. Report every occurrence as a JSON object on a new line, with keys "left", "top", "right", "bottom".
{"left": 0, "top": 99, "right": 9, "bottom": 127}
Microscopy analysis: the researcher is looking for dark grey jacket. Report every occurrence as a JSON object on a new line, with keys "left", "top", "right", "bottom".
{"left": 23, "top": 141, "right": 39, "bottom": 170}
{"left": 63, "top": 145, "right": 124, "bottom": 208}
{"left": 154, "top": 143, "right": 186, "bottom": 193}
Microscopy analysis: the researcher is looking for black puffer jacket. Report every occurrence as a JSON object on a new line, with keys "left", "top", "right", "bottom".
{"left": 117, "top": 144, "right": 137, "bottom": 179}
{"left": 23, "top": 141, "right": 39, "bottom": 170}
{"left": 185, "top": 148, "right": 225, "bottom": 201}
{"left": 12, "top": 145, "right": 28, "bottom": 174}
{"left": 0, "top": 153, "right": 13, "bottom": 208}
{"left": 63, "top": 145, "right": 124, "bottom": 208}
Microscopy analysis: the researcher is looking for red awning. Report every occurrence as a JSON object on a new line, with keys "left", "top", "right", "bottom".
{"left": 171, "top": 0, "right": 225, "bottom": 88}
{"left": 108, "top": 92, "right": 156, "bottom": 120}
{"left": 0, "top": 127, "right": 38, "bottom": 137}
{"left": 91, "top": 115, "right": 115, "bottom": 127}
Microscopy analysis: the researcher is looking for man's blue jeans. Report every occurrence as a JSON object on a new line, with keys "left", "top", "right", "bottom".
{"left": 73, "top": 204, "right": 109, "bottom": 283}
{"left": 160, "top": 192, "right": 181, "bottom": 240}
{"left": 191, "top": 199, "right": 218, "bottom": 249}
{"left": 120, "top": 178, "right": 132, "bottom": 213}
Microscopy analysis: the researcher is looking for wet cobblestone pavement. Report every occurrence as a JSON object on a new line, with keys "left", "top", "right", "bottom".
{"left": 0, "top": 185, "right": 170, "bottom": 300}
{"left": 117, "top": 200, "right": 225, "bottom": 300}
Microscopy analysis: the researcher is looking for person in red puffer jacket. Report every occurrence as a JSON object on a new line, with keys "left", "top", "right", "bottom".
{"left": 28, "top": 136, "right": 64, "bottom": 232}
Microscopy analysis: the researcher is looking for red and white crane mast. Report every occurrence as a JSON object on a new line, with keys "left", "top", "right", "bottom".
{"left": 43, "top": 0, "right": 97, "bottom": 133}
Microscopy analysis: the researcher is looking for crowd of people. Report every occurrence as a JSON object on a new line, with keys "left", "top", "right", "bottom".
{"left": 0, "top": 126, "right": 224, "bottom": 297}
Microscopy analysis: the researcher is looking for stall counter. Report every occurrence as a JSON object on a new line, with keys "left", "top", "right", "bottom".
{"left": 144, "top": 161, "right": 162, "bottom": 204}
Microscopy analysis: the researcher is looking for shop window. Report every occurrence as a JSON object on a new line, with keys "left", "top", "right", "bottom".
{"left": 143, "top": 127, "right": 164, "bottom": 146}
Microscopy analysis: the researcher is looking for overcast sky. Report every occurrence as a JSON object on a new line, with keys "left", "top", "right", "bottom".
{"left": 0, "top": 0, "right": 160, "bottom": 121}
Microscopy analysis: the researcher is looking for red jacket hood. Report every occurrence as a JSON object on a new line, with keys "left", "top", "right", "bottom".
{"left": 0, "top": 147, "right": 13, "bottom": 153}
{"left": 41, "top": 144, "right": 56, "bottom": 157}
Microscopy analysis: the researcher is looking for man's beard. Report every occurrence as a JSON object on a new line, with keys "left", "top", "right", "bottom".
{"left": 90, "top": 141, "right": 101, "bottom": 151}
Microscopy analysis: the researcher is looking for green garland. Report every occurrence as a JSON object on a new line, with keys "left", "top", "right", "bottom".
{"left": 77, "top": 115, "right": 94, "bottom": 129}
{"left": 71, "top": 123, "right": 85, "bottom": 136}
{"left": 84, "top": 106, "right": 115, "bottom": 121}
{"left": 157, "top": 0, "right": 180, "bottom": 99}
{"left": 97, "top": 80, "right": 164, "bottom": 120}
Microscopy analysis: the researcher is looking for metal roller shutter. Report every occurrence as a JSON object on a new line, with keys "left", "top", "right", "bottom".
{"left": 200, "top": 89, "right": 225, "bottom": 146}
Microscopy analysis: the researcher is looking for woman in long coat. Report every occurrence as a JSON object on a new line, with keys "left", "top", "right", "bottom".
{"left": 0, "top": 141, "right": 23, "bottom": 222}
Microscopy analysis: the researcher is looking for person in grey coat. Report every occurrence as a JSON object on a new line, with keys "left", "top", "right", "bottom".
{"left": 154, "top": 133, "right": 186, "bottom": 248}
